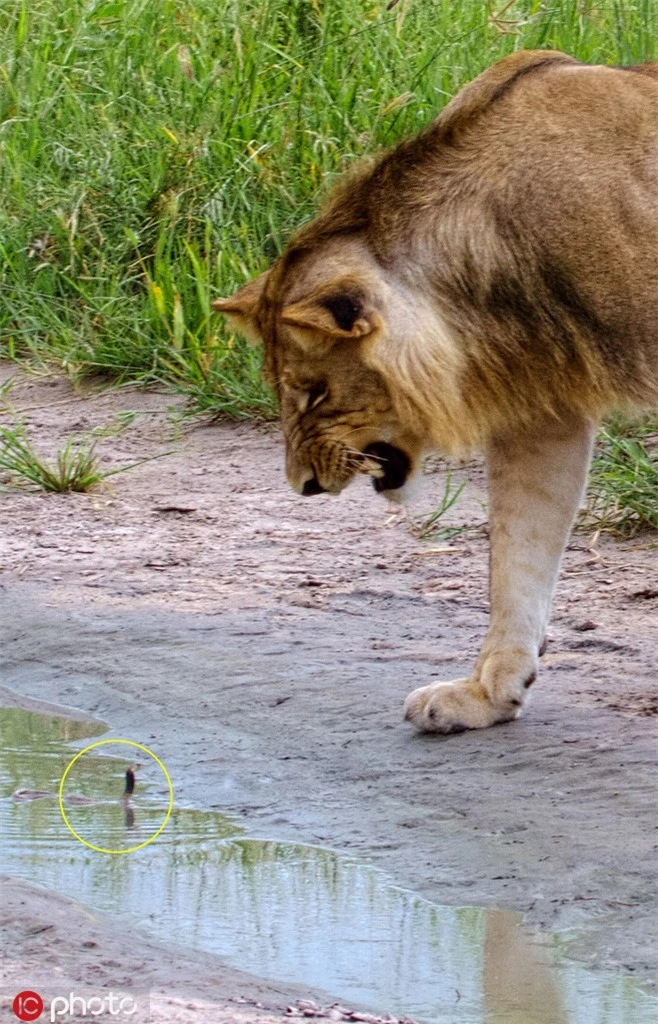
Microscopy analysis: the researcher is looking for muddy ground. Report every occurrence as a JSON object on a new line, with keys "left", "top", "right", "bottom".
{"left": 0, "top": 366, "right": 657, "bottom": 1019}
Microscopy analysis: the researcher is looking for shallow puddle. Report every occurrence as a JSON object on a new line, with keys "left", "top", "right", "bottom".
{"left": 0, "top": 704, "right": 655, "bottom": 1024}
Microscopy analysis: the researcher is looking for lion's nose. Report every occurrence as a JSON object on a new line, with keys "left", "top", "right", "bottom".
{"left": 301, "top": 476, "right": 326, "bottom": 496}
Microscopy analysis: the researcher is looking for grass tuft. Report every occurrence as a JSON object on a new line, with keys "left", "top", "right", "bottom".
{"left": 583, "top": 426, "right": 658, "bottom": 536}
{"left": 0, "top": 423, "right": 106, "bottom": 492}
{"left": 1, "top": 0, "right": 655, "bottom": 412}
{"left": 415, "top": 469, "right": 468, "bottom": 541}
{"left": 0, "top": 420, "right": 171, "bottom": 492}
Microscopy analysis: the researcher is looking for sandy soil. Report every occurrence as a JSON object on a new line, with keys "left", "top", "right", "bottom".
{"left": 0, "top": 366, "right": 657, "bottom": 1017}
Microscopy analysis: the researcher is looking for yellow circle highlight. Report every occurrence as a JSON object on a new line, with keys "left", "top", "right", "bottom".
{"left": 58, "top": 739, "right": 174, "bottom": 855}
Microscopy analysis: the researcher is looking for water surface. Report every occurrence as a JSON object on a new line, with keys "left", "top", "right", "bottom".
{"left": 1, "top": 704, "right": 654, "bottom": 1024}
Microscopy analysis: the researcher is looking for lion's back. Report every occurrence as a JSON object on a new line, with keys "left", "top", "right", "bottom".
{"left": 388, "top": 53, "right": 658, "bottom": 419}
{"left": 468, "top": 57, "right": 658, "bottom": 408}
{"left": 285, "top": 52, "right": 658, "bottom": 442}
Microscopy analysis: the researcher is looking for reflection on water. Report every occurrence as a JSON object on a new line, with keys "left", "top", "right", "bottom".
{"left": 0, "top": 705, "right": 655, "bottom": 1024}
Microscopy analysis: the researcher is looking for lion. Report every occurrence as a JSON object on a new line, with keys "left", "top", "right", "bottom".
{"left": 213, "top": 50, "right": 658, "bottom": 733}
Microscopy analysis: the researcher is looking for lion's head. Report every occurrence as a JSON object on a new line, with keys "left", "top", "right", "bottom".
{"left": 213, "top": 233, "right": 430, "bottom": 497}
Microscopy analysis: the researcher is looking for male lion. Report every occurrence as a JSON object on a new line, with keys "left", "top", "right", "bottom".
{"left": 213, "top": 51, "right": 658, "bottom": 733}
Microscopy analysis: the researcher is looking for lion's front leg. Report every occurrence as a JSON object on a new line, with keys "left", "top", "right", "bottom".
{"left": 404, "top": 414, "right": 596, "bottom": 733}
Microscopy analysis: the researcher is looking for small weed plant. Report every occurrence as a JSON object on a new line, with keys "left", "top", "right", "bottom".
{"left": 0, "top": 423, "right": 105, "bottom": 492}
{"left": 416, "top": 469, "right": 468, "bottom": 541}
{"left": 0, "top": 422, "right": 169, "bottom": 493}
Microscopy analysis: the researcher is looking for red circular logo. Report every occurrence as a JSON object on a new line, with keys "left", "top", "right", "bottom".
{"left": 13, "top": 991, "right": 43, "bottom": 1021}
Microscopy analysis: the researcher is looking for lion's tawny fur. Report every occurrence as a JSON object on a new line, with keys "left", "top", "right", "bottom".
{"left": 214, "top": 51, "right": 658, "bottom": 734}
{"left": 262, "top": 51, "right": 657, "bottom": 459}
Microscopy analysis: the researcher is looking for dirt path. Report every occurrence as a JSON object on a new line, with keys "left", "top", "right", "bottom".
{"left": 1, "top": 367, "right": 657, "bottom": 1016}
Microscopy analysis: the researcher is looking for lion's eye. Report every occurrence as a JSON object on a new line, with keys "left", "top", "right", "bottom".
{"left": 300, "top": 384, "right": 328, "bottom": 413}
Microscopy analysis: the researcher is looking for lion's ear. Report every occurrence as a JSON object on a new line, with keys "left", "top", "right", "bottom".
{"left": 281, "top": 289, "right": 374, "bottom": 340}
{"left": 212, "top": 271, "right": 269, "bottom": 345}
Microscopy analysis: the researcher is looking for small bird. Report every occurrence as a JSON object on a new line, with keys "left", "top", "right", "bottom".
{"left": 122, "top": 766, "right": 137, "bottom": 803}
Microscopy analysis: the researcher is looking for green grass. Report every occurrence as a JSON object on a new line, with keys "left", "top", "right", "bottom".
{"left": 583, "top": 423, "right": 658, "bottom": 536}
{"left": 1, "top": 0, "right": 656, "bottom": 411}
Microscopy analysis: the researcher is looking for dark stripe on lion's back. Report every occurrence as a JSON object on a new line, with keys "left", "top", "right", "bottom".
{"left": 485, "top": 270, "right": 543, "bottom": 335}
{"left": 538, "top": 258, "right": 642, "bottom": 376}
{"left": 432, "top": 51, "right": 579, "bottom": 146}
{"left": 485, "top": 55, "right": 582, "bottom": 109}
{"left": 481, "top": 206, "right": 583, "bottom": 358}
{"left": 536, "top": 258, "right": 633, "bottom": 371}
{"left": 476, "top": 252, "right": 638, "bottom": 386}
{"left": 615, "top": 62, "right": 658, "bottom": 80}
{"left": 480, "top": 253, "right": 621, "bottom": 370}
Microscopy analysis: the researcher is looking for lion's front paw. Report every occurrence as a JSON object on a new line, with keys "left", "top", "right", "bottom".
{"left": 403, "top": 678, "right": 521, "bottom": 734}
